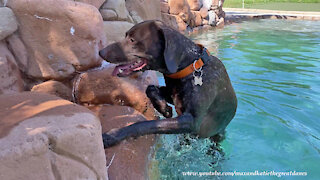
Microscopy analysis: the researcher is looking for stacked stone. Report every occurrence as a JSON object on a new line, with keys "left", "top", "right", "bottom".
{"left": 160, "top": 0, "right": 225, "bottom": 33}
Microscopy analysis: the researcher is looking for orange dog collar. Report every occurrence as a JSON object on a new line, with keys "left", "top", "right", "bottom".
{"left": 165, "top": 44, "right": 210, "bottom": 79}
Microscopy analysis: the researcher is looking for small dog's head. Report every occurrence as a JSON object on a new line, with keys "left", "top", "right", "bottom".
{"left": 99, "top": 20, "right": 186, "bottom": 77}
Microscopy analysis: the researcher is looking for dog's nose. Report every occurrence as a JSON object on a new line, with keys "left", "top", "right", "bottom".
{"left": 99, "top": 50, "right": 105, "bottom": 59}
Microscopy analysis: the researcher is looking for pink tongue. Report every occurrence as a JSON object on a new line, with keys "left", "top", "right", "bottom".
{"left": 133, "top": 63, "right": 147, "bottom": 71}
{"left": 112, "top": 64, "right": 131, "bottom": 76}
{"left": 111, "top": 59, "right": 147, "bottom": 76}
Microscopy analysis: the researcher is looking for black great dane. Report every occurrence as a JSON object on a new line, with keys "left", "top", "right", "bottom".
{"left": 99, "top": 20, "right": 237, "bottom": 148}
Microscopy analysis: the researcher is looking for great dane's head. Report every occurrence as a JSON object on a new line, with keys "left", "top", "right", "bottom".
{"left": 99, "top": 20, "right": 188, "bottom": 76}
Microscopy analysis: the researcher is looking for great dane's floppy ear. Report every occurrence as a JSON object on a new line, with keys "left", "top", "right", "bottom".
{"left": 160, "top": 27, "right": 184, "bottom": 74}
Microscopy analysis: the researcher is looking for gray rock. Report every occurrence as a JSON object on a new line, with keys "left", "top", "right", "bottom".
{"left": 208, "top": 10, "right": 216, "bottom": 26}
{"left": 100, "top": 9, "right": 118, "bottom": 21}
{"left": 0, "top": 7, "right": 18, "bottom": 41}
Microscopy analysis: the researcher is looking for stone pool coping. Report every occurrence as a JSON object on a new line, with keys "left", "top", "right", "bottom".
{"left": 224, "top": 8, "right": 320, "bottom": 22}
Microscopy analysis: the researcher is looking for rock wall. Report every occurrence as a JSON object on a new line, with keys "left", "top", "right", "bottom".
{"left": 0, "top": 0, "right": 225, "bottom": 179}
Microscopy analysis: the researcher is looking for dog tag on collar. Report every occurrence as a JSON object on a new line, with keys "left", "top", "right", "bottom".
{"left": 194, "top": 76, "right": 203, "bottom": 86}
{"left": 192, "top": 60, "right": 203, "bottom": 86}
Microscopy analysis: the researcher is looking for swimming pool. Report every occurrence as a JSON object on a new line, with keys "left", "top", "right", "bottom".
{"left": 149, "top": 19, "right": 320, "bottom": 179}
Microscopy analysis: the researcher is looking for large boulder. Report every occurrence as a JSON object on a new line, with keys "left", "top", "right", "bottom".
{"left": 103, "top": 21, "right": 134, "bottom": 44}
{"left": 89, "top": 105, "right": 156, "bottom": 180}
{"left": 73, "top": 64, "right": 158, "bottom": 120}
{"left": 0, "top": 41, "right": 24, "bottom": 94}
{"left": 7, "top": 0, "right": 106, "bottom": 80}
{"left": 100, "top": 0, "right": 132, "bottom": 22}
{"left": 73, "top": 0, "right": 105, "bottom": 9}
{"left": 125, "top": 0, "right": 162, "bottom": 23}
{"left": 31, "top": 80, "right": 73, "bottom": 101}
{"left": 0, "top": 92, "right": 107, "bottom": 180}
{"left": 0, "top": 7, "right": 18, "bottom": 41}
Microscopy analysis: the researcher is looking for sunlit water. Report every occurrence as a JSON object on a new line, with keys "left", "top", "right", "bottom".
{"left": 149, "top": 19, "right": 320, "bottom": 180}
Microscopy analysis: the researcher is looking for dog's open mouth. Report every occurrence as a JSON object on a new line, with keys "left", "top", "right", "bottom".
{"left": 112, "top": 58, "right": 147, "bottom": 77}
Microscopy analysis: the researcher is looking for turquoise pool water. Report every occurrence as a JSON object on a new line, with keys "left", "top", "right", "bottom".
{"left": 150, "top": 19, "right": 320, "bottom": 179}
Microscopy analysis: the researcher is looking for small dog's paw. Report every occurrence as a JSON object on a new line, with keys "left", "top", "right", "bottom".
{"left": 102, "top": 132, "right": 119, "bottom": 148}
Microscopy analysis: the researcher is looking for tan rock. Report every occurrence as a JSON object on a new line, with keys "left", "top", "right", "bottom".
{"left": 202, "top": 18, "right": 209, "bottom": 25}
{"left": 187, "top": 0, "right": 202, "bottom": 11}
{"left": 101, "top": 0, "right": 132, "bottom": 22}
{"left": 5, "top": 33, "right": 28, "bottom": 72}
{"left": 126, "top": 0, "right": 161, "bottom": 23}
{"left": 0, "top": 41, "right": 24, "bottom": 94}
{"left": 0, "top": 92, "right": 107, "bottom": 180}
{"left": 89, "top": 105, "right": 156, "bottom": 180}
{"left": 200, "top": 7, "right": 209, "bottom": 19}
{"left": 103, "top": 21, "right": 134, "bottom": 44}
{"left": 191, "top": 11, "right": 203, "bottom": 27}
{"left": 73, "top": 0, "right": 105, "bottom": 9}
{"left": 0, "top": 7, "right": 18, "bottom": 41}
{"left": 7, "top": 0, "right": 106, "bottom": 80}
{"left": 161, "top": 2, "right": 170, "bottom": 13}
{"left": 73, "top": 64, "right": 158, "bottom": 120}
{"left": 168, "top": 0, "right": 189, "bottom": 15}
{"left": 31, "top": 80, "right": 73, "bottom": 101}
{"left": 161, "top": 13, "right": 188, "bottom": 32}
{"left": 168, "top": 0, "right": 193, "bottom": 25}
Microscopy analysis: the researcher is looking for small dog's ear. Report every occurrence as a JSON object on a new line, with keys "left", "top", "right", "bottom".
{"left": 160, "top": 27, "right": 181, "bottom": 74}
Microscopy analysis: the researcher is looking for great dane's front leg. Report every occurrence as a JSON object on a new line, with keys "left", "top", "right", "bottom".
{"left": 103, "top": 113, "right": 194, "bottom": 148}
{"left": 146, "top": 85, "right": 173, "bottom": 118}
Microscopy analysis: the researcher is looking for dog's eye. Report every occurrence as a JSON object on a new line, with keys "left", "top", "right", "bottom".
{"left": 130, "top": 38, "right": 135, "bottom": 43}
